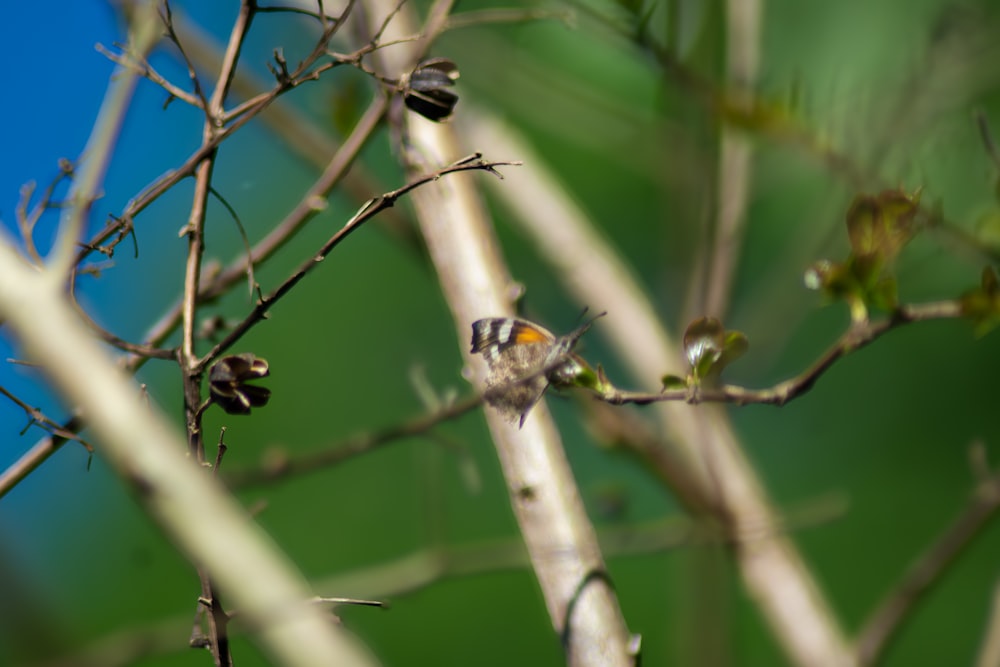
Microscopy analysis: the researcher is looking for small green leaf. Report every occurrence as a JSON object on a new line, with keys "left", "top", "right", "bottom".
{"left": 682, "top": 318, "right": 747, "bottom": 382}
{"left": 683, "top": 317, "right": 725, "bottom": 379}
{"left": 661, "top": 374, "right": 688, "bottom": 391}
{"left": 718, "top": 330, "right": 749, "bottom": 369}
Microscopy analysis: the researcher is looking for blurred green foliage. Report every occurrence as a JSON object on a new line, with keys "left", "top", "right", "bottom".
{"left": 4, "top": 1, "right": 1000, "bottom": 666}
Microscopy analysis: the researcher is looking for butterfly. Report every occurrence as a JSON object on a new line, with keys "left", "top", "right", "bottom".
{"left": 470, "top": 314, "right": 603, "bottom": 427}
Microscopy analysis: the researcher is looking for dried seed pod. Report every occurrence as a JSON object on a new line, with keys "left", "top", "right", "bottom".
{"left": 402, "top": 58, "right": 460, "bottom": 122}
{"left": 209, "top": 353, "right": 271, "bottom": 415}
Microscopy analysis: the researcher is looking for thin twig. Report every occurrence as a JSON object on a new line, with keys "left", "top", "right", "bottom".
{"left": 96, "top": 42, "right": 205, "bottom": 109}
{"left": 0, "top": 385, "right": 91, "bottom": 448}
{"left": 601, "top": 301, "right": 964, "bottom": 408}
{"left": 181, "top": 6, "right": 260, "bottom": 665}
{"left": 15, "top": 160, "right": 76, "bottom": 266}
{"left": 49, "top": 1, "right": 163, "bottom": 280}
{"left": 225, "top": 393, "right": 482, "bottom": 488}
{"left": 71, "top": 0, "right": 356, "bottom": 269}
{"left": 221, "top": 0, "right": 357, "bottom": 124}
{"left": 0, "top": 51, "right": 390, "bottom": 502}
{"left": 194, "top": 155, "right": 520, "bottom": 373}
{"left": 160, "top": 1, "right": 212, "bottom": 113}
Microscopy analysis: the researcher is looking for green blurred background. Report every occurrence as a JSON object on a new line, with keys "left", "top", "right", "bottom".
{"left": 2, "top": 0, "right": 1000, "bottom": 665}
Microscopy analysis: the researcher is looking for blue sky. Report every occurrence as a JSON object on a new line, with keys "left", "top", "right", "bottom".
{"left": 0, "top": 1, "right": 124, "bottom": 606}
{"left": 0, "top": 2, "right": 215, "bottom": 576}
{"left": 0, "top": 2, "right": 312, "bottom": 565}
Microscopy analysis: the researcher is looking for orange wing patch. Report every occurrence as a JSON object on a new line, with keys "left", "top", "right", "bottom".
{"left": 512, "top": 324, "right": 552, "bottom": 344}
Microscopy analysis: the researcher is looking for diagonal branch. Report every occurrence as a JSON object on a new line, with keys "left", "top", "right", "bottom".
{"left": 195, "top": 155, "right": 520, "bottom": 373}
{"left": 856, "top": 446, "right": 1000, "bottom": 665}
{"left": 601, "top": 301, "right": 964, "bottom": 407}
{"left": 48, "top": 0, "right": 163, "bottom": 280}
{"left": 0, "top": 233, "right": 378, "bottom": 667}
{"left": 224, "top": 393, "right": 483, "bottom": 488}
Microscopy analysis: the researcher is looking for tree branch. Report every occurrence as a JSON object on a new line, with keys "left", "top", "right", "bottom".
{"left": 195, "top": 155, "right": 520, "bottom": 373}
{"left": 465, "top": 109, "right": 856, "bottom": 666}
{"left": 601, "top": 301, "right": 964, "bottom": 407}
{"left": 48, "top": 0, "right": 163, "bottom": 280}
{"left": 225, "top": 394, "right": 483, "bottom": 488}
{"left": 0, "top": 235, "right": 378, "bottom": 666}
{"left": 856, "top": 445, "right": 1000, "bottom": 665}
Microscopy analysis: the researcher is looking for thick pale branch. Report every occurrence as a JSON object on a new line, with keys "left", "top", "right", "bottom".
{"left": 364, "top": 0, "right": 637, "bottom": 663}
{"left": 0, "top": 239, "right": 378, "bottom": 666}
{"left": 466, "top": 110, "right": 856, "bottom": 667}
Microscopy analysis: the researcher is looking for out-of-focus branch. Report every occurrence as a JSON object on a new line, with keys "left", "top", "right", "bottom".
{"left": 0, "top": 239, "right": 378, "bottom": 666}
{"left": 36, "top": 490, "right": 847, "bottom": 667}
{"left": 466, "top": 110, "right": 857, "bottom": 667}
{"left": 856, "top": 444, "right": 1000, "bottom": 666}
{"left": 36, "top": 512, "right": 698, "bottom": 667}
{"left": 225, "top": 393, "right": 483, "bottom": 488}
{"left": 977, "top": 577, "right": 1000, "bottom": 667}
{"left": 48, "top": 0, "right": 162, "bottom": 279}
{"left": 687, "top": 0, "right": 761, "bottom": 321}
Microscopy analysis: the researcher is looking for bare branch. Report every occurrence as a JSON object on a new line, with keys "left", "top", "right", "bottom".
{"left": 600, "top": 301, "right": 965, "bottom": 408}
{"left": 15, "top": 159, "right": 75, "bottom": 266}
{"left": 48, "top": 1, "right": 163, "bottom": 280}
{"left": 0, "top": 385, "right": 91, "bottom": 448}
{"left": 364, "top": 0, "right": 637, "bottom": 660}
{"left": 225, "top": 394, "right": 482, "bottom": 488}
{"left": 0, "top": 233, "right": 378, "bottom": 667}
{"left": 160, "top": 0, "right": 212, "bottom": 113}
{"left": 195, "top": 155, "right": 521, "bottom": 373}
{"left": 95, "top": 42, "right": 205, "bottom": 109}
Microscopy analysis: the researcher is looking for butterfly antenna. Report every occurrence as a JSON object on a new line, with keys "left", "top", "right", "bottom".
{"left": 570, "top": 310, "right": 606, "bottom": 340}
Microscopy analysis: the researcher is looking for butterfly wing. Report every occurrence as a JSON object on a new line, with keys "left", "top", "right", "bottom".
{"left": 471, "top": 318, "right": 556, "bottom": 426}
